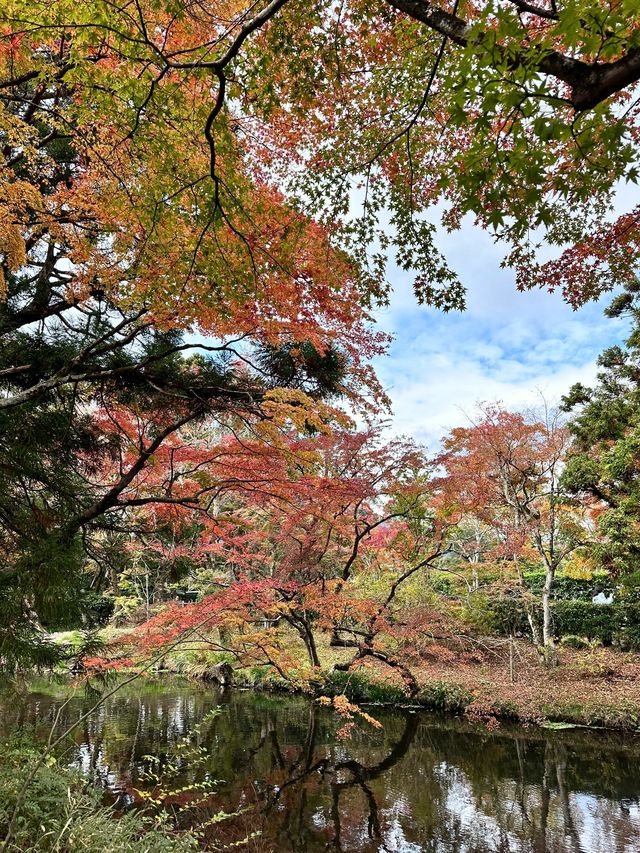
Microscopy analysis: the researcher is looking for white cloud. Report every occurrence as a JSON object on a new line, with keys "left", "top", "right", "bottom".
{"left": 373, "top": 218, "right": 630, "bottom": 450}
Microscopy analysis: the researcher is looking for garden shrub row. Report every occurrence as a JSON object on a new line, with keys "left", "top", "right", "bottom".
{"left": 489, "top": 599, "right": 640, "bottom": 648}
{"left": 521, "top": 571, "right": 613, "bottom": 601}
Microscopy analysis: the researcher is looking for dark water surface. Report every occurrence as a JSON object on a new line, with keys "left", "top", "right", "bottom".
{"left": 2, "top": 681, "right": 640, "bottom": 852}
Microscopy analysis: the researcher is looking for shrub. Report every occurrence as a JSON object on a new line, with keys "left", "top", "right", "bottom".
{"left": 488, "top": 599, "right": 640, "bottom": 649}
{"left": 165, "top": 647, "right": 235, "bottom": 680}
{"left": 242, "top": 665, "right": 272, "bottom": 686}
{"left": 487, "top": 599, "right": 534, "bottom": 637}
{"left": 559, "top": 634, "right": 591, "bottom": 650}
{"left": 620, "top": 604, "right": 640, "bottom": 651}
{"left": 553, "top": 601, "right": 618, "bottom": 645}
{"left": 0, "top": 738, "right": 195, "bottom": 852}
{"left": 522, "top": 571, "right": 612, "bottom": 601}
{"left": 321, "top": 670, "right": 408, "bottom": 704}
{"left": 415, "top": 682, "right": 473, "bottom": 713}
{"left": 459, "top": 592, "right": 498, "bottom": 634}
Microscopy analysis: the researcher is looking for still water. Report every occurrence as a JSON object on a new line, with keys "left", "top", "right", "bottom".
{"left": 3, "top": 682, "right": 640, "bottom": 852}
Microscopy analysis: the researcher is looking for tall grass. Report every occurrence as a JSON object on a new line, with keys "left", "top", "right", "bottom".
{"left": 0, "top": 737, "right": 196, "bottom": 852}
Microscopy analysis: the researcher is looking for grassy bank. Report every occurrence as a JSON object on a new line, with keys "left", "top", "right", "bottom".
{"left": 49, "top": 626, "right": 640, "bottom": 731}
{"left": 160, "top": 634, "right": 640, "bottom": 732}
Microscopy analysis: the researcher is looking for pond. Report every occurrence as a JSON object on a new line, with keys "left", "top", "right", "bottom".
{"left": 2, "top": 681, "right": 640, "bottom": 852}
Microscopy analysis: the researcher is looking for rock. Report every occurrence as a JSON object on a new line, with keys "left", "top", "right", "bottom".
{"left": 208, "top": 661, "right": 233, "bottom": 686}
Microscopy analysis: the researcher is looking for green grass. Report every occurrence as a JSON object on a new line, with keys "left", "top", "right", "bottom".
{"left": 415, "top": 682, "right": 474, "bottom": 713}
{"left": 321, "top": 670, "right": 409, "bottom": 704}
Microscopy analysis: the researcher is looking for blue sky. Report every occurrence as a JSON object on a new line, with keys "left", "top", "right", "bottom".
{"left": 373, "top": 219, "right": 630, "bottom": 450}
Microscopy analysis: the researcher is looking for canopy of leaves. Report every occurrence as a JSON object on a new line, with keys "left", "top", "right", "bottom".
{"left": 238, "top": 0, "right": 640, "bottom": 308}
{"left": 2, "top": 0, "right": 640, "bottom": 319}
{"left": 0, "top": 0, "right": 391, "bottom": 668}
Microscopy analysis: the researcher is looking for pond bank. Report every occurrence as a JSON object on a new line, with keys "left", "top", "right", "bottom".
{"left": 164, "top": 639, "right": 640, "bottom": 732}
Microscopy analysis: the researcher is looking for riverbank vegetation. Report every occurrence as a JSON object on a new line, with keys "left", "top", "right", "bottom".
{"left": 0, "top": 736, "right": 197, "bottom": 852}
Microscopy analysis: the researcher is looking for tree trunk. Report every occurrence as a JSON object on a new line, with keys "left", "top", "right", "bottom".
{"left": 541, "top": 566, "right": 558, "bottom": 666}
{"left": 525, "top": 602, "right": 543, "bottom": 649}
{"left": 290, "top": 614, "right": 321, "bottom": 668}
{"left": 303, "top": 627, "right": 321, "bottom": 669}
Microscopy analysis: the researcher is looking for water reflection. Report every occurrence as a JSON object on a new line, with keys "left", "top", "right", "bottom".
{"left": 2, "top": 683, "right": 639, "bottom": 852}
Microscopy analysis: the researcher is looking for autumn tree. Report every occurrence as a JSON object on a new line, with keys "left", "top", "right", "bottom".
{"left": 0, "top": 0, "right": 388, "bottom": 668}
{"left": 3, "top": 0, "right": 640, "bottom": 320}
{"left": 242, "top": 0, "right": 640, "bottom": 308}
{"left": 437, "top": 404, "right": 580, "bottom": 661}
{"left": 107, "top": 427, "right": 445, "bottom": 691}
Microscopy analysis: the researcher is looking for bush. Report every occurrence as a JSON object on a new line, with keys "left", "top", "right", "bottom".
{"left": 429, "top": 576, "right": 454, "bottom": 597}
{"left": 522, "top": 571, "right": 612, "bottom": 601}
{"left": 321, "top": 670, "right": 408, "bottom": 704}
{"left": 242, "top": 665, "right": 272, "bottom": 686}
{"left": 0, "top": 738, "right": 195, "bottom": 852}
{"left": 559, "top": 634, "right": 591, "bottom": 650}
{"left": 415, "top": 682, "right": 473, "bottom": 713}
{"left": 165, "top": 647, "right": 235, "bottom": 680}
{"left": 488, "top": 598, "right": 640, "bottom": 650}
{"left": 83, "top": 592, "right": 116, "bottom": 627}
{"left": 459, "top": 592, "right": 498, "bottom": 634}
{"left": 487, "top": 598, "right": 534, "bottom": 637}
{"left": 44, "top": 591, "right": 115, "bottom": 632}
{"left": 619, "top": 603, "right": 640, "bottom": 651}
{"left": 554, "top": 601, "right": 618, "bottom": 645}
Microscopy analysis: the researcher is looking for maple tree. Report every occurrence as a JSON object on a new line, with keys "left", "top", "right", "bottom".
{"left": 99, "top": 427, "right": 446, "bottom": 693}
{"left": 1, "top": 0, "right": 638, "bottom": 320}
{"left": 0, "top": 344, "right": 378, "bottom": 668}
{"left": 436, "top": 404, "right": 581, "bottom": 661}
{"left": 0, "top": 0, "right": 390, "bottom": 666}
{"left": 241, "top": 0, "right": 640, "bottom": 308}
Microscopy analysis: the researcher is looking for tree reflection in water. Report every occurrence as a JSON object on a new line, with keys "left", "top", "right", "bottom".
{"left": 2, "top": 684, "right": 639, "bottom": 852}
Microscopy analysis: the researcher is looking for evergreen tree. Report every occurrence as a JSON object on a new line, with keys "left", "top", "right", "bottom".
{"left": 561, "top": 282, "right": 640, "bottom": 580}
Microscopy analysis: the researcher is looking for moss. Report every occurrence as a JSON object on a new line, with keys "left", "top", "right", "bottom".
{"left": 539, "top": 700, "right": 640, "bottom": 730}
{"left": 491, "top": 700, "right": 520, "bottom": 720}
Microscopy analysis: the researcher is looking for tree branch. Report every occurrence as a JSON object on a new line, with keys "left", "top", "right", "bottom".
{"left": 386, "top": 0, "right": 640, "bottom": 111}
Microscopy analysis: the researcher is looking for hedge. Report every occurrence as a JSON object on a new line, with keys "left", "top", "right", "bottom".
{"left": 521, "top": 571, "right": 613, "bottom": 601}
{"left": 488, "top": 599, "right": 640, "bottom": 649}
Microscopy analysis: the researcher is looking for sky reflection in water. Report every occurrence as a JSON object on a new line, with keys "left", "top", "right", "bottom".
{"left": 3, "top": 683, "right": 640, "bottom": 853}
